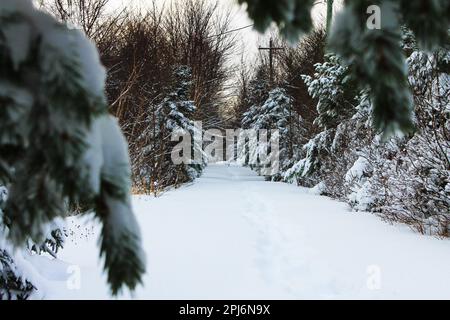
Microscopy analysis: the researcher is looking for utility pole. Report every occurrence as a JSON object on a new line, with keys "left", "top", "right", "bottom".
{"left": 258, "top": 38, "right": 284, "bottom": 86}
{"left": 326, "top": 0, "right": 334, "bottom": 34}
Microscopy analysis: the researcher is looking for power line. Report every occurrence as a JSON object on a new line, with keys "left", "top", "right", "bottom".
{"left": 208, "top": 24, "right": 254, "bottom": 38}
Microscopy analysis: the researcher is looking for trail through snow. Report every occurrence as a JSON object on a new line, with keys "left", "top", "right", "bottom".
{"left": 35, "top": 164, "right": 450, "bottom": 299}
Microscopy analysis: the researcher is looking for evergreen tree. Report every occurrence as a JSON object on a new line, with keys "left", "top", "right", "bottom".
{"left": 157, "top": 65, "right": 205, "bottom": 183}
{"left": 0, "top": 0, "right": 144, "bottom": 296}
{"left": 302, "top": 54, "right": 358, "bottom": 129}
{"left": 239, "top": 66, "right": 270, "bottom": 126}
{"left": 241, "top": 87, "right": 301, "bottom": 179}
{"left": 0, "top": 186, "right": 34, "bottom": 300}
{"left": 283, "top": 25, "right": 450, "bottom": 234}
{"left": 399, "top": 0, "right": 449, "bottom": 51}
{"left": 0, "top": 249, "right": 34, "bottom": 299}
{"left": 284, "top": 55, "right": 362, "bottom": 190}
{"left": 1, "top": 185, "right": 65, "bottom": 299}
{"left": 135, "top": 66, "right": 205, "bottom": 192}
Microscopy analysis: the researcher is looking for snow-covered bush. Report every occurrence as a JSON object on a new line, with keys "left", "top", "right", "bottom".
{"left": 344, "top": 155, "right": 375, "bottom": 211}
{"left": 283, "top": 129, "right": 335, "bottom": 188}
{"left": 350, "top": 49, "right": 450, "bottom": 235}
{"left": 0, "top": 0, "right": 144, "bottom": 297}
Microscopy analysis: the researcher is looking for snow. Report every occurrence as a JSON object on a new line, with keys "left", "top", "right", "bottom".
{"left": 28, "top": 164, "right": 450, "bottom": 299}
{"left": 345, "top": 157, "right": 369, "bottom": 182}
{"left": 310, "top": 181, "right": 326, "bottom": 195}
{"left": 71, "top": 29, "right": 106, "bottom": 97}
{"left": 347, "top": 180, "right": 374, "bottom": 212}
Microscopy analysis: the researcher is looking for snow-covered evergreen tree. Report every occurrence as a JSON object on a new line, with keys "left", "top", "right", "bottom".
{"left": 284, "top": 55, "right": 364, "bottom": 193}
{"left": 241, "top": 87, "right": 301, "bottom": 179}
{"left": 157, "top": 65, "right": 205, "bottom": 183}
{"left": 0, "top": 186, "right": 33, "bottom": 299}
{"left": 0, "top": 248, "right": 34, "bottom": 299}
{"left": 302, "top": 54, "right": 358, "bottom": 129}
{"left": 329, "top": 1, "right": 415, "bottom": 137}
{"left": 0, "top": 185, "right": 65, "bottom": 299}
{"left": 238, "top": 75, "right": 267, "bottom": 171}
{"left": 0, "top": 0, "right": 144, "bottom": 297}
{"left": 135, "top": 66, "right": 205, "bottom": 192}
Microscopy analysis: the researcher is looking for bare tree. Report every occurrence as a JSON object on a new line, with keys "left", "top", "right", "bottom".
{"left": 41, "top": 0, "right": 109, "bottom": 38}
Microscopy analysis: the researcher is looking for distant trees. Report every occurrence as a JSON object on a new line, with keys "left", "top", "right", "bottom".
{"left": 233, "top": 30, "right": 326, "bottom": 180}
{"left": 235, "top": 65, "right": 270, "bottom": 126}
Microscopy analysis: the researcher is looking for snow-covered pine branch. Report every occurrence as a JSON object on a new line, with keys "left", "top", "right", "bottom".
{"left": 0, "top": 0, "right": 144, "bottom": 297}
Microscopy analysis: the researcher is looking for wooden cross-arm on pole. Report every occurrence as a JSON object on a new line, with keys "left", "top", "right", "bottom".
{"left": 258, "top": 38, "right": 284, "bottom": 86}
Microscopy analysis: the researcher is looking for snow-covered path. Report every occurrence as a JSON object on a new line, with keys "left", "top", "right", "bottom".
{"left": 40, "top": 164, "right": 450, "bottom": 299}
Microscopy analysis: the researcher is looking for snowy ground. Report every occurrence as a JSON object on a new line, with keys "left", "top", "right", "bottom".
{"left": 30, "top": 164, "right": 450, "bottom": 299}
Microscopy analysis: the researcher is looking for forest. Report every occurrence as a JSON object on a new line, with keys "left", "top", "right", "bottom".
{"left": 0, "top": 0, "right": 449, "bottom": 300}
